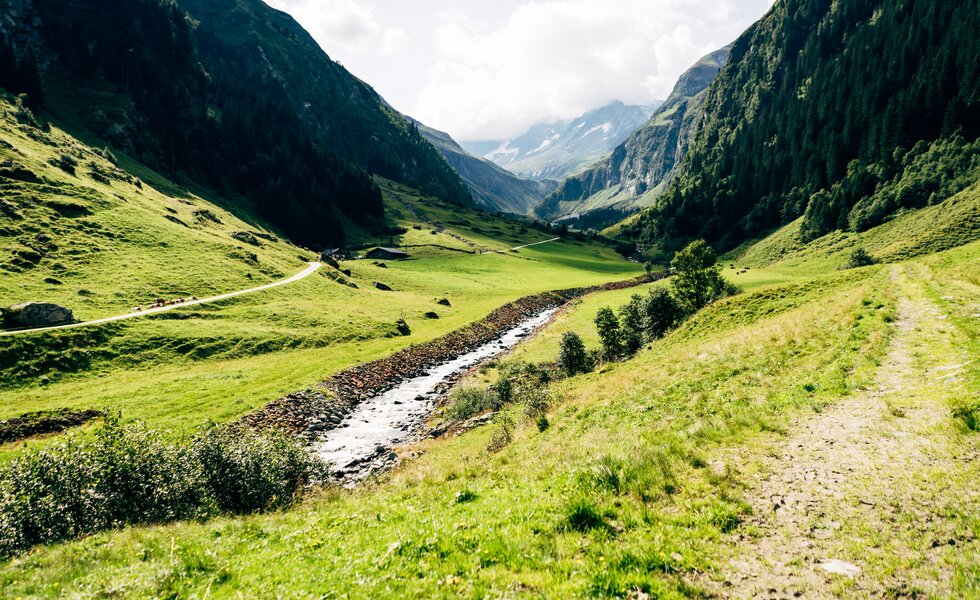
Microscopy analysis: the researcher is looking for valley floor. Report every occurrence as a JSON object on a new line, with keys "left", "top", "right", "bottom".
{"left": 2, "top": 240, "right": 976, "bottom": 598}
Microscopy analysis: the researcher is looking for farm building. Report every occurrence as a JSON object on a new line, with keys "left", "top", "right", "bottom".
{"left": 365, "top": 247, "right": 410, "bottom": 260}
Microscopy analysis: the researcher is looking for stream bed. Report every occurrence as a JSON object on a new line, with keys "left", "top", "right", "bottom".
{"left": 315, "top": 307, "right": 558, "bottom": 482}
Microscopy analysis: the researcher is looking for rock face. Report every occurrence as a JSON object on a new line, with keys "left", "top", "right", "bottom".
{"left": 2, "top": 302, "right": 73, "bottom": 328}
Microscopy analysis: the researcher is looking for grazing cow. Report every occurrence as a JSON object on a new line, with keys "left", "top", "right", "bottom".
{"left": 132, "top": 306, "right": 142, "bottom": 312}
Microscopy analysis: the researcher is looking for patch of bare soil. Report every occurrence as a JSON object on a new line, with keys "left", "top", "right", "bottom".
{"left": 705, "top": 278, "right": 978, "bottom": 598}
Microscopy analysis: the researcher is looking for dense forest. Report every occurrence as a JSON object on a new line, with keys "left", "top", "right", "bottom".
{"left": 0, "top": 0, "right": 474, "bottom": 247}
{"left": 624, "top": 0, "right": 980, "bottom": 256}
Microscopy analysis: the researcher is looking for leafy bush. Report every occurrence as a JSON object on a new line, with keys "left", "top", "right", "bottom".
{"left": 556, "top": 332, "right": 593, "bottom": 376}
{"left": 192, "top": 426, "right": 322, "bottom": 514}
{"left": 445, "top": 386, "right": 503, "bottom": 422}
{"left": 842, "top": 247, "right": 877, "bottom": 269}
{"left": 486, "top": 415, "right": 514, "bottom": 453}
{"left": 520, "top": 386, "right": 551, "bottom": 420}
{"left": 0, "top": 415, "right": 202, "bottom": 557}
{"left": 0, "top": 415, "right": 320, "bottom": 557}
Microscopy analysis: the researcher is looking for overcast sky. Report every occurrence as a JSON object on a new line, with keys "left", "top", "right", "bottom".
{"left": 265, "top": 0, "right": 775, "bottom": 141}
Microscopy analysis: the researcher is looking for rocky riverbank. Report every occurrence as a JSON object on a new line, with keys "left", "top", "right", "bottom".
{"left": 236, "top": 274, "right": 659, "bottom": 441}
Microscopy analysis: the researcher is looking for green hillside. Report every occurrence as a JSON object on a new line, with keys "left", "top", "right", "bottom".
{"left": 2, "top": 0, "right": 471, "bottom": 247}
{"left": 622, "top": 0, "right": 979, "bottom": 256}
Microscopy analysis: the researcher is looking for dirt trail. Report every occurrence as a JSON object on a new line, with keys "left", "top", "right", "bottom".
{"left": 710, "top": 269, "right": 977, "bottom": 598}
{"left": 0, "top": 262, "right": 322, "bottom": 337}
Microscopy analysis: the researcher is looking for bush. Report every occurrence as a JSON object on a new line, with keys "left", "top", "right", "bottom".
{"left": 520, "top": 386, "right": 551, "bottom": 420}
{"left": 642, "top": 288, "right": 682, "bottom": 340}
{"left": 670, "top": 239, "right": 731, "bottom": 313}
{"left": 486, "top": 415, "right": 514, "bottom": 453}
{"left": 594, "top": 307, "right": 624, "bottom": 360}
{"left": 192, "top": 426, "right": 321, "bottom": 514}
{"left": 445, "top": 386, "right": 503, "bottom": 422}
{"left": 0, "top": 414, "right": 201, "bottom": 557}
{"left": 556, "top": 332, "right": 593, "bottom": 376}
{"left": 0, "top": 415, "right": 320, "bottom": 558}
{"left": 842, "top": 247, "right": 877, "bottom": 269}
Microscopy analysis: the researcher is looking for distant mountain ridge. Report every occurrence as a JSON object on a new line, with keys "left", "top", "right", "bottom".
{"left": 461, "top": 100, "right": 661, "bottom": 182}
{"left": 537, "top": 46, "right": 731, "bottom": 226}
{"left": 412, "top": 121, "right": 554, "bottom": 215}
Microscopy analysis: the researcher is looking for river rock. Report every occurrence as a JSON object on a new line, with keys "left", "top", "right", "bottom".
{"left": 817, "top": 560, "right": 861, "bottom": 578}
{"left": 2, "top": 302, "right": 73, "bottom": 327}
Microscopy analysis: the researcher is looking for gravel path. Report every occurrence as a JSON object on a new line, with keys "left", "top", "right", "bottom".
{"left": 708, "top": 269, "right": 978, "bottom": 598}
{"left": 0, "top": 262, "right": 322, "bottom": 337}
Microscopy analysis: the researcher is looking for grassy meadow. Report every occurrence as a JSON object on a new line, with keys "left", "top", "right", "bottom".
{"left": 1, "top": 167, "right": 976, "bottom": 595}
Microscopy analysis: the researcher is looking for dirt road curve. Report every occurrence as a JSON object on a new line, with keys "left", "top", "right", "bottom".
{"left": 0, "top": 262, "right": 322, "bottom": 337}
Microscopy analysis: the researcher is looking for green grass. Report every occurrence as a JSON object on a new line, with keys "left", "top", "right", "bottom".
{"left": 0, "top": 248, "right": 908, "bottom": 598}
{"left": 0, "top": 98, "right": 643, "bottom": 456}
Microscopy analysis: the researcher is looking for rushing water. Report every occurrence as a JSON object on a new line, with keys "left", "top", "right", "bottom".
{"left": 316, "top": 307, "right": 558, "bottom": 478}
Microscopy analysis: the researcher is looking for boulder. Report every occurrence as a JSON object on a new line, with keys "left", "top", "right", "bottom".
{"left": 374, "top": 282, "right": 393, "bottom": 291}
{"left": 320, "top": 254, "right": 340, "bottom": 269}
{"left": 2, "top": 302, "right": 74, "bottom": 327}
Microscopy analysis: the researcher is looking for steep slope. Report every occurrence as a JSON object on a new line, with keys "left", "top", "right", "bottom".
{"left": 623, "top": 0, "right": 980, "bottom": 256}
{"left": 538, "top": 46, "right": 731, "bottom": 225}
{"left": 461, "top": 101, "right": 659, "bottom": 181}
{"left": 0, "top": 0, "right": 470, "bottom": 247}
{"left": 413, "top": 120, "right": 553, "bottom": 215}
{"left": 181, "top": 0, "right": 470, "bottom": 206}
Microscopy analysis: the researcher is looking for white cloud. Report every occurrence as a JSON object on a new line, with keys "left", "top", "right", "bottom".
{"left": 266, "top": 0, "right": 410, "bottom": 58}
{"left": 413, "top": 0, "right": 772, "bottom": 140}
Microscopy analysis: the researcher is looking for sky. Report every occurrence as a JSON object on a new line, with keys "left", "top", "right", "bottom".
{"left": 265, "top": 0, "right": 776, "bottom": 141}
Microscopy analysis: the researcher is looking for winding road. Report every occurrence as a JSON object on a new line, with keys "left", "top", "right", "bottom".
{"left": 0, "top": 262, "right": 322, "bottom": 337}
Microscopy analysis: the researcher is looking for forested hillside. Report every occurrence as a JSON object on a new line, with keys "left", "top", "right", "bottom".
{"left": 539, "top": 46, "right": 730, "bottom": 225}
{"left": 0, "top": 0, "right": 470, "bottom": 247}
{"left": 623, "top": 0, "right": 979, "bottom": 257}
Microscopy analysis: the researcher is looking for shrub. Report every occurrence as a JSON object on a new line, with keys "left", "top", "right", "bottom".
{"left": 536, "top": 415, "right": 550, "bottom": 432}
{"left": 842, "top": 247, "right": 877, "bottom": 269}
{"left": 486, "top": 415, "right": 514, "bottom": 453}
{"left": 642, "top": 287, "right": 682, "bottom": 340}
{"left": 0, "top": 414, "right": 201, "bottom": 557}
{"left": 445, "top": 386, "right": 502, "bottom": 422}
{"left": 0, "top": 416, "right": 321, "bottom": 558}
{"left": 520, "top": 385, "right": 551, "bottom": 420}
{"left": 556, "top": 332, "right": 593, "bottom": 376}
{"left": 594, "top": 307, "right": 624, "bottom": 360}
{"left": 670, "top": 239, "right": 731, "bottom": 313}
{"left": 192, "top": 426, "right": 320, "bottom": 514}
{"left": 492, "top": 376, "right": 513, "bottom": 403}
